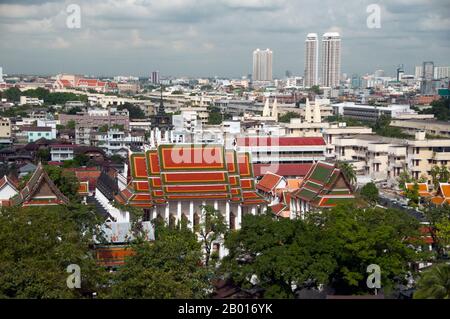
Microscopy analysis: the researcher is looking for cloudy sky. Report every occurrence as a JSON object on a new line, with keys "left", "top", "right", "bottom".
{"left": 0, "top": 0, "right": 449, "bottom": 78}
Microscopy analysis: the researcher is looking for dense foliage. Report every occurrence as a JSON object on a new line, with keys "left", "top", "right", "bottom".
{"left": 0, "top": 205, "right": 104, "bottom": 298}
{"left": 107, "top": 222, "right": 211, "bottom": 298}
{"left": 419, "top": 98, "right": 450, "bottom": 121}
{"left": 222, "top": 205, "right": 422, "bottom": 298}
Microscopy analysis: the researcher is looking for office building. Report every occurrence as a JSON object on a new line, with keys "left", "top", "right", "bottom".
{"left": 304, "top": 33, "right": 319, "bottom": 87}
{"left": 252, "top": 48, "right": 273, "bottom": 81}
{"left": 321, "top": 32, "right": 341, "bottom": 88}
{"left": 151, "top": 71, "right": 160, "bottom": 84}
{"left": 421, "top": 61, "right": 434, "bottom": 95}
{"left": 434, "top": 66, "right": 450, "bottom": 79}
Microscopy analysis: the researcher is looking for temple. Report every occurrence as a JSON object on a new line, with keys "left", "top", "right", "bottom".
{"left": 11, "top": 163, "right": 69, "bottom": 207}
{"left": 115, "top": 144, "right": 267, "bottom": 230}
{"left": 290, "top": 161, "right": 354, "bottom": 217}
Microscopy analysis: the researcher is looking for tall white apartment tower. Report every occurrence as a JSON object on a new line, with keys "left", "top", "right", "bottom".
{"left": 304, "top": 33, "right": 319, "bottom": 88}
{"left": 321, "top": 32, "right": 341, "bottom": 88}
{"left": 0, "top": 67, "right": 3, "bottom": 83}
{"left": 252, "top": 48, "right": 273, "bottom": 81}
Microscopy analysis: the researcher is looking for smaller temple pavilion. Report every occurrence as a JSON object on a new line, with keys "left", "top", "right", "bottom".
{"left": 115, "top": 144, "right": 267, "bottom": 230}
{"left": 290, "top": 161, "right": 355, "bottom": 218}
{"left": 11, "top": 163, "right": 69, "bottom": 207}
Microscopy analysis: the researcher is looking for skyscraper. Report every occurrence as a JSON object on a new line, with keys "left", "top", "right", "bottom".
{"left": 321, "top": 32, "right": 341, "bottom": 88}
{"left": 304, "top": 33, "right": 319, "bottom": 88}
{"left": 252, "top": 48, "right": 273, "bottom": 81}
{"left": 0, "top": 67, "right": 3, "bottom": 83}
{"left": 421, "top": 61, "right": 434, "bottom": 95}
{"left": 151, "top": 71, "right": 160, "bottom": 84}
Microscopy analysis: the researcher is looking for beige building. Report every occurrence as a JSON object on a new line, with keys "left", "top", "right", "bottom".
{"left": 333, "top": 132, "right": 450, "bottom": 186}
{"left": 0, "top": 117, "right": 11, "bottom": 139}
{"left": 406, "top": 132, "right": 450, "bottom": 182}
{"left": 391, "top": 120, "right": 450, "bottom": 138}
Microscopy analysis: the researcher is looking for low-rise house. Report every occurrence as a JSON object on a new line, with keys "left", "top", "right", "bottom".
{"left": 0, "top": 176, "right": 18, "bottom": 206}
{"left": 21, "top": 126, "right": 56, "bottom": 143}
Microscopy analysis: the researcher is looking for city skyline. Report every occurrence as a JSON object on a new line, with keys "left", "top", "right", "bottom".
{"left": 0, "top": 0, "right": 449, "bottom": 78}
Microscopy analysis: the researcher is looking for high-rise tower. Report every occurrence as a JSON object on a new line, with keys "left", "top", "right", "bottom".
{"left": 321, "top": 32, "right": 341, "bottom": 88}
{"left": 252, "top": 48, "right": 273, "bottom": 81}
{"left": 304, "top": 33, "right": 319, "bottom": 88}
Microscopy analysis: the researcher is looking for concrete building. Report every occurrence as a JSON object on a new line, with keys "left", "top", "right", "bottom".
{"left": 19, "top": 96, "right": 44, "bottom": 106}
{"left": 0, "top": 117, "right": 11, "bottom": 139}
{"left": 322, "top": 124, "right": 373, "bottom": 159}
{"left": 50, "top": 144, "right": 75, "bottom": 162}
{"left": 304, "top": 33, "right": 319, "bottom": 87}
{"left": 434, "top": 66, "right": 450, "bottom": 79}
{"left": 22, "top": 126, "right": 56, "bottom": 142}
{"left": 151, "top": 71, "right": 160, "bottom": 84}
{"left": 59, "top": 108, "right": 130, "bottom": 145}
{"left": 252, "top": 48, "right": 273, "bottom": 82}
{"left": 92, "top": 129, "right": 145, "bottom": 157}
{"left": 391, "top": 120, "right": 450, "bottom": 138}
{"left": 421, "top": 61, "right": 435, "bottom": 95}
{"left": 406, "top": 132, "right": 450, "bottom": 181}
{"left": 236, "top": 136, "right": 326, "bottom": 166}
{"left": 321, "top": 32, "right": 341, "bottom": 88}
{"left": 333, "top": 102, "right": 416, "bottom": 122}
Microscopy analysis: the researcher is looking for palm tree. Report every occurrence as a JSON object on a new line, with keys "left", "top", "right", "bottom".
{"left": 414, "top": 264, "right": 450, "bottom": 299}
{"left": 430, "top": 166, "right": 441, "bottom": 190}
{"left": 337, "top": 161, "right": 357, "bottom": 187}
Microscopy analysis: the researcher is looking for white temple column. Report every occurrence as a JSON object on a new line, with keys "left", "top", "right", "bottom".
{"left": 152, "top": 206, "right": 157, "bottom": 220}
{"left": 251, "top": 206, "right": 256, "bottom": 215}
{"left": 225, "top": 201, "right": 230, "bottom": 227}
{"left": 201, "top": 201, "right": 206, "bottom": 225}
{"left": 164, "top": 202, "right": 170, "bottom": 224}
{"left": 214, "top": 200, "right": 218, "bottom": 211}
{"left": 237, "top": 205, "right": 242, "bottom": 230}
{"left": 189, "top": 201, "right": 194, "bottom": 230}
{"left": 177, "top": 201, "right": 182, "bottom": 225}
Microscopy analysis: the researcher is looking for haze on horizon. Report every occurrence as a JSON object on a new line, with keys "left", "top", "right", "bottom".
{"left": 0, "top": 0, "right": 449, "bottom": 78}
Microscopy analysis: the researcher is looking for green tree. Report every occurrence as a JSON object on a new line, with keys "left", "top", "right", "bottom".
{"left": 419, "top": 98, "right": 450, "bottom": 121}
{"left": 196, "top": 205, "right": 228, "bottom": 267}
{"left": 108, "top": 222, "right": 211, "bottom": 298}
{"left": 222, "top": 212, "right": 337, "bottom": 298}
{"left": 66, "top": 120, "right": 76, "bottom": 130}
{"left": 3, "top": 87, "right": 21, "bottom": 102}
{"left": 310, "top": 205, "right": 422, "bottom": 295}
{"left": 430, "top": 165, "right": 450, "bottom": 190}
{"left": 423, "top": 205, "right": 450, "bottom": 260}
{"left": 0, "top": 205, "right": 105, "bottom": 298}
{"left": 414, "top": 264, "right": 450, "bottom": 299}
{"left": 36, "top": 148, "right": 51, "bottom": 163}
{"left": 118, "top": 102, "right": 146, "bottom": 119}
{"left": 278, "top": 111, "right": 301, "bottom": 123}
{"left": 337, "top": 161, "right": 357, "bottom": 187}
{"left": 309, "top": 85, "right": 322, "bottom": 95}
{"left": 44, "top": 165, "right": 80, "bottom": 201}
{"left": 404, "top": 182, "right": 420, "bottom": 207}
{"left": 398, "top": 168, "right": 413, "bottom": 190}
{"left": 360, "top": 182, "right": 379, "bottom": 204}
{"left": 207, "top": 106, "right": 223, "bottom": 125}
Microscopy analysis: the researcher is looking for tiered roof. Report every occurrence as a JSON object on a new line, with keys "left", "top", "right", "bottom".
{"left": 116, "top": 145, "right": 265, "bottom": 207}
{"left": 292, "top": 161, "right": 354, "bottom": 208}
{"left": 256, "top": 172, "right": 284, "bottom": 194}
{"left": 12, "top": 163, "right": 69, "bottom": 207}
{"left": 430, "top": 183, "right": 450, "bottom": 205}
